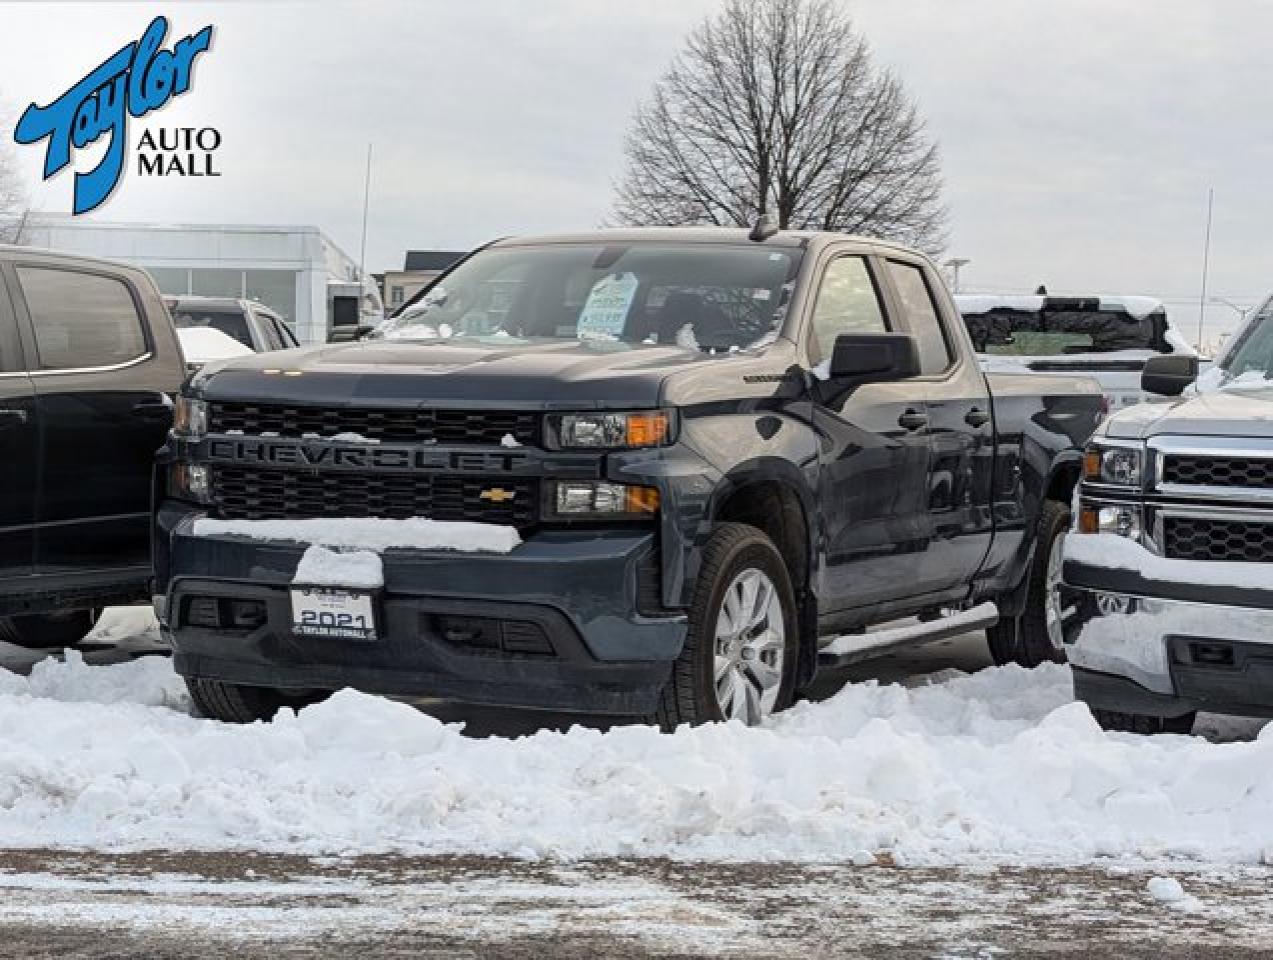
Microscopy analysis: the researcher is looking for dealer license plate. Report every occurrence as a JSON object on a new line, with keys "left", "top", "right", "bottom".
{"left": 290, "top": 587, "right": 379, "bottom": 641}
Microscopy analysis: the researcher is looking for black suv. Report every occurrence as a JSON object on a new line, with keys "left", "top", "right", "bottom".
{"left": 0, "top": 247, "right": 184, "bottom": 648}
{"left": 157, "top": 229, "right": 1103, "bottom": 727}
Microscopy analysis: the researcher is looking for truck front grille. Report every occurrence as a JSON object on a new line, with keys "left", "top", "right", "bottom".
{"left": 1163, "top": 516, "right": 1273, "bottom": 563}
{"left": 1162, "top": 455, "right": 1273, "bottom": 489}
{"left": 211, "top": 467, "right": 539, "bottom": 528}
{"left": 208, "top": 402, "right": 540, "bottom": 447}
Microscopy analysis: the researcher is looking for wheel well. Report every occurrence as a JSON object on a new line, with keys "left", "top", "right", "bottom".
{"left": 1046, "top": 460, "right": 1081, "bottom": 509}
{"left": 714, "top": 481, "right": 810, "bottom": 593}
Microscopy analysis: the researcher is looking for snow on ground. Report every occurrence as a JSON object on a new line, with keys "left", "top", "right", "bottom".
{"left": 0, "top": 639, "right": 1271, "bottom": 866}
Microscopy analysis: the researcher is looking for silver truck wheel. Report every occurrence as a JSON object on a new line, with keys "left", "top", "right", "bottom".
{"left": 652, "top": 523, "right": 798, "bottom": 731}
{"left": 713, "top": 568, "right": 786, "bottom": 723}
{"left": 1044, "top": 533, "right": 1067, "bottom": 654}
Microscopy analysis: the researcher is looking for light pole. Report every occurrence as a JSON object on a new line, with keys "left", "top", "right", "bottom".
{"left": 944, "top": 258, "right": 970, "bottom": 294}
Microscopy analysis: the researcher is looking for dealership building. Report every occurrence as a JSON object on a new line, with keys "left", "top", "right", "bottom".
{"left": 16, "top": 215, "right": 383, "bottom": 344}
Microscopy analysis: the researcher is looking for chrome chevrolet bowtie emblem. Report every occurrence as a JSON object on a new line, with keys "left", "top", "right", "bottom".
{"left": 479, "top": 487, "right": 516, "bottom": 503}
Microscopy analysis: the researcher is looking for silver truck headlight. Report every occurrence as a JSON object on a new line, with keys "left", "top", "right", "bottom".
{"left": 173, "top": 395, "right": 208, "bottom": 440}
{"left": 1083, "top": 441, "right": 1144, "bottom": 487}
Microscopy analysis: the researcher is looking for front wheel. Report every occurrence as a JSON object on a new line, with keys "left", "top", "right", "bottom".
{"left": 653, "top": 523, "right": 798, "bottom": 731}
{"left": 187, "top": 677, "right": 328, "bottom": 723}
{"left": 0, "top": 609, "right": 101, "bottom": 650}
{"left": 988, "top": 500, "right": 1072, "bottom": 668}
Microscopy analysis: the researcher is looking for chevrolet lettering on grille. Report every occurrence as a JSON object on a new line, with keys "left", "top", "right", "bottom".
{"left": 204, "top": 437, "right": 532, "bottom": 474}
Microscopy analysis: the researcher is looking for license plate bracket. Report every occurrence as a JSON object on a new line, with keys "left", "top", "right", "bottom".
{"left": 290, "top": 586, "right": 380, "bottom": 642}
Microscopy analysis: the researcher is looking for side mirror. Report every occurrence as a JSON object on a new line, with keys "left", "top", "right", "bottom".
{"left": 328, "top": 324, "right": 375, "bottom": 344}
{"left": 1142, "top": 354, "right": 1198, "bottom": 396}
{"left": 828, "top": 332, "right": 921, "bottom": 382}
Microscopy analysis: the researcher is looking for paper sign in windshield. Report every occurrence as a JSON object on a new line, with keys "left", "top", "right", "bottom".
{"left": 578, "top": 272, "right": 639, "bottom": 339}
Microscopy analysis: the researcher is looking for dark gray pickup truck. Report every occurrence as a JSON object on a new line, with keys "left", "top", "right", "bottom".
{"left": 155, "top": 228, "right": 1102, "bottom": 727}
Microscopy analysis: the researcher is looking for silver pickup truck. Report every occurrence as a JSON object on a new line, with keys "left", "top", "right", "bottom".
{"left": 1063, "top": 296, "right": 1273, "bottom": 733}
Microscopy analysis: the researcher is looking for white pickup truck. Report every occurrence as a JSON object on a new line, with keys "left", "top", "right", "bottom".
{"left": 956, "top": 294, "right": 1197, "bottom": 411}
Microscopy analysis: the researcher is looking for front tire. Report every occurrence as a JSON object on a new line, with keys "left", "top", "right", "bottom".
{"left": 654, "top": 523, "right": 798, "bottom": 731}
{"left": 988, "top": 500, "right": 1071, "bottom": 668}
{"left": 0, "top": 609, "right": 101, "bottom": 649}
{"left": 1092, "top": 708, "right": 1196, "bottom": 736}
{"left": 187, "top": 677, "right": 327, "bottom": 723}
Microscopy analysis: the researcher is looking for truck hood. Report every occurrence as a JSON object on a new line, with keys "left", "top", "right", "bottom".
{"left": 1103, "top": 384, "right": 1273, "bottom": 440}
{"left": 192, "top": 338, "right": 767, "bottom": 409}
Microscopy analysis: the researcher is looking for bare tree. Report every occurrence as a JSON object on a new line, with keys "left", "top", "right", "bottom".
{"left": 0, "top": 95, "right": 29, "bottom": 244}
{"left": 612, "top": 0, "right": 947, "bottom": 253}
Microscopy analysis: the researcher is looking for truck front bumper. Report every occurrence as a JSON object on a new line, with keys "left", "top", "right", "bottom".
{"left": 156, "top": 503, "right": 686, "bottom": 715}
{"left": 1063, "top": 536, "right": 1273, "bottom": 720}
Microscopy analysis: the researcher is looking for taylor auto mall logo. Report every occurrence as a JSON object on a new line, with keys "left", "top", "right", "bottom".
{"left": 13, "top": 15, "right": 216, "bottom": 215}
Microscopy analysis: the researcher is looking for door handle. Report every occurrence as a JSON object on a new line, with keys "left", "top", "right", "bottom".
{"left": 964, "top": 407, "right": 991, "bottom": 428}
{"left": 132, "top": 400, "right": 172, "bottom": 420}
{"left": 897, "top": 409, "right": 928, "bottom": 431}
{"left": 0, "top": 408, "right": 28, "bottom": 429}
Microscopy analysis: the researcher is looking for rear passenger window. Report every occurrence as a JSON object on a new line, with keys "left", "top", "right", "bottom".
{"left": 886, "top": 261, "right": 952, "bottom": 375}
{"left": 808, "top": 256, "right": 888, "bottom": 364}
{"left": 16, "top": 267, "right": 148, "bottom": 371}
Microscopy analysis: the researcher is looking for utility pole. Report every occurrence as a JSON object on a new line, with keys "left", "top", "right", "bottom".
{"left": 358, "top": 143, "right": 373, "bottom": 282}
{"left": 1196, "top": 187, "right": 1213, "bottom": 352}
{"left": 944, "top": 258, "right": 971, "bottom": 294}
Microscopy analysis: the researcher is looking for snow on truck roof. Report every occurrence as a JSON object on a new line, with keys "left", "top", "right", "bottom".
{"left": 955, "top": 293, "right": 1166, "bottom": 320}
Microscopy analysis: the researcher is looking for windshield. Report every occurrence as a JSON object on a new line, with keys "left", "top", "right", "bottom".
{"left": 963, "top": 306, "right": 1167, "bottom": 357}
{"left": 173, "top": 307, "right": 253, "bottom": 349}
{"left": 373, "top": 243, "right": 801, "bottom": 351}
{"left": 1210, "top": 297, "right": 1273, "bottom": 386}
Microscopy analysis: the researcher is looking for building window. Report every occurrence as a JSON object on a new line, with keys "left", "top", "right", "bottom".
{"left": 145, "top": 267, "right": 191, "bottom": 295}
{"left": 191, "top": 268, "right": 245, "bottom": 299}
{"left": 391, "top": 286, "right": 404, "bottom": 306}
{"left": 17, "top": 267, "right": 148, "bottom": 371}
{"left": 245, "top": 270, "right": 298, "bottom": 324}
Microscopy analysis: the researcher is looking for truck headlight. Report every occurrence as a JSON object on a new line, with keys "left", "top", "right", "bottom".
{"left": 173, "top": 395, "right": 208, "bottom": 440}
{"left": 549, "top": 411, "right": 673, "bottom": 450}
{"left": 1083, "top": 442, "right": 1143, "bottom": 487}
{"left": 550, "top": 481, "right": 660, "bottom": 517}
{"left": 1078, "top": 502, "right": 1143, "bottom": 540}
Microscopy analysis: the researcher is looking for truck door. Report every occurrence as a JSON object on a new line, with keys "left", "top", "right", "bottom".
{"left": 881, "top": 258, "right": 995, "bottom": 596}
{"left": 10, "top": 262, "right": 173, "bottom": 577}
{"left": 0, "top": 267, "right": 35, "bottom": 583}
{"left": 807, "top": 252, "right": 935, "bottom": 611}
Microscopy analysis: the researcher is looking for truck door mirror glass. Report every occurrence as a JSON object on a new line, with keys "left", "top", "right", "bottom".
{"left": 1141, "top": 354, "right": 1198, "bottom": 396}
{"left": 828, "top": 332, "right": 921, "bottom": 383}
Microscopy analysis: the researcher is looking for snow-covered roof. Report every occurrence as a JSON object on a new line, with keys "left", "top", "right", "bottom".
{"left": 955, "top": 293, "right": 1166, "bottom": 320}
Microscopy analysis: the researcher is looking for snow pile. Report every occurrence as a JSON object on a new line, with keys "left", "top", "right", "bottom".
{"left": 0, "top": 660, "right": 1271, "bottom": 863}
{"left": 1067, "top": 534, "right": 1273, "bottom": 589}
{"left": 176, "top": 327, "right": 254, "bottom": 364}
{"left": 293, "top": 546, "right": 383, "bottom": 589}
{"left": 193, "top": 516, "right": 522, "bottom": 554}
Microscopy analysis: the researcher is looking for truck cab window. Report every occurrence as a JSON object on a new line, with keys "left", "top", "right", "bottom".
{"left": 887, "top": 260, "right": 952, "bottom": 375}
{"left": 16, "top": 267, "right": 148, "bottom": 371}
{"left": 808, "top": 256, "right": 887, "bottom": 363}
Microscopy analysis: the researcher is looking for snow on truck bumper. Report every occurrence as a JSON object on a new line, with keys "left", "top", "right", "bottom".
{"left": 155, "top": 503, "right": 686, "bottom": 715}
{"left": 1062, "top": 533, "right": 1273, "bottom": 719}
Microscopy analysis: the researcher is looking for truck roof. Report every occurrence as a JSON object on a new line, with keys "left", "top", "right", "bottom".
{"left": 490, "top": 227, "right": 926, "bottom": 258}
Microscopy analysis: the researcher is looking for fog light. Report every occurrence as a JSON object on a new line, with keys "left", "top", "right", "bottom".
{"left": 171, "top": 463, "right": 212, "bottom": 503}
{"left": 1096, "top": 505, "right": 1142, "bottom": 540}
{"left": 552, "top": 481, "right": 659, "bottom": 516}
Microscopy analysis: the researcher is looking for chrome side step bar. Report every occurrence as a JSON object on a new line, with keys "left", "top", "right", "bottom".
{"left": 817, "top": 602, "right": 1000, "bottom": 669}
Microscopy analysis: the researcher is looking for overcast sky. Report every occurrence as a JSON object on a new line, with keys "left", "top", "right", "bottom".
{"left": 1, "top": 0, "right": 1269, "bottom": 343}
